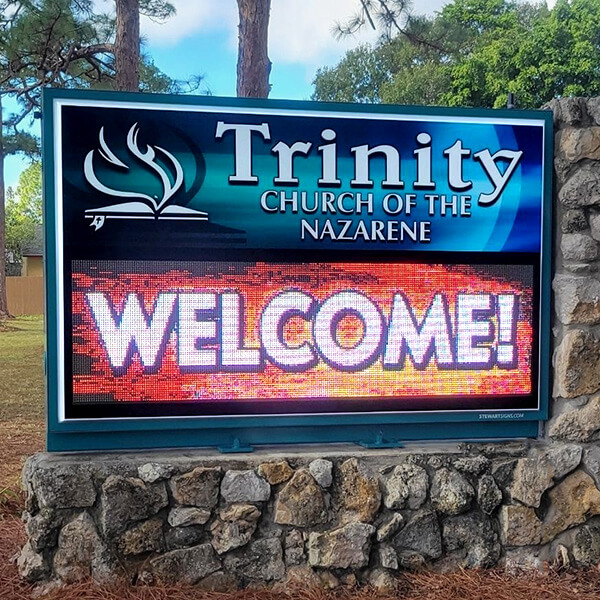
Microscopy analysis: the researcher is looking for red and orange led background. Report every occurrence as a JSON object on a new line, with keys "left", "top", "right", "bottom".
{"left": 71, "top": 260, "right": 534, "bottom": 409}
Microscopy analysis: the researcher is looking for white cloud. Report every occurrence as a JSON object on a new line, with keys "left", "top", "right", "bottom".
{"left": 139, "top": 0, "right": 378, "bottom": 65}
{"left": 140, "top": 1, "right": 237, "bottom": 46}
{"left": 138, "top": 0, "right": 459, "bottom": 70}
{"left": 268, "top": 0, "right": 377, "bottom": 68}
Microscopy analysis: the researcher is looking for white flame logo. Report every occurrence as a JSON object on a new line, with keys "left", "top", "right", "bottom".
{"left": 83, "top": 124, "right": 207, "bottom": 230}
{"left": 84, "top": 123, "right": 183, "bottom": 212}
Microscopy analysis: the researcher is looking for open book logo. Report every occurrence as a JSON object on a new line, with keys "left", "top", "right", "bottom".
{"left": 84, "top": 123, "right": 208, "bottom": 230}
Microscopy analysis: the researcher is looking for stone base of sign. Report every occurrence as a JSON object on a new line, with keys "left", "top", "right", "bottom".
{"left": 19, "top": 440, "right": 600, "bottom": 589}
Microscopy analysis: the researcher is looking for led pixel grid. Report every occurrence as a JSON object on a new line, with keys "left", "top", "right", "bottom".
{"left": 71, "top": 260, "right": 534, "bottom": 414}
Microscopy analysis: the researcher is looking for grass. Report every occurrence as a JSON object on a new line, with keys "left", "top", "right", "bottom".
{"left": 0, "top": 316, "right": 45, "bottom": 422}
{"left": 0, "top": 316, "right": 45, "bottom": 492}
{"left": 2, "top": 318, "right": 600, "bottom": 598}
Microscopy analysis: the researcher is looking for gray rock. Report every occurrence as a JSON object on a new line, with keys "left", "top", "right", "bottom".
{"left": 554, "top": 155, "right": 573, "bottom": 187}
{"left": 430, "top": 468, "right": 474, "bottom": 515}
{"left": 562, "top": 209, "right": 588, "bottom": 233}
{"left": 502, "top": 547, "right": 546, "bottom": 572}
{"left": 442, "top": 513, "right": 501, "bottom": 569}
{"left": 477, "top": 474, "right": 503, "bottom": 514}
{"left": 284, "top": 529, "right": 305, "bottom": 566}
{"left": 557, "top": 97, "right": 587, "bottom": 126}
{"left": 309, "top": 458, "right": 333, "bottom": 488}
{"left": 392, "top": 511, "right": 442, "bottom": 560}
{"left": 168, "top": 506, "right": 211, "bottom": 527}
{"left": 148, "top": 543, "right": 220, "bottom": 585}
{"left": 274, "top": 468, "right": 327, "bottom": 527}
{"left": 510, "top": 457, "right": 554, "bottom": 507}
{"left": 383, "top": 463, "right": 428, "bottom": 510}
{"left": 210, "top": 504, "right": 261, "bottom": 554}
{"left": 541, "top": 470, "right": 600, "bottom": 543}
{"left": 545, "top": 444, "right": 583, "bottom": 479}
{"left": 541, "top": 98, "right": 560, "bottom": 123}
{"left": 221, "top": 470, "right": 270, "bottom": 503}
{"left": 427, "top": 455, "right": 447, "bottom": 469}
{"left": 549, "top": 395, "right": 600, "bottom": 442}
{"left": 224, "top": 538, "right": 285, "bottom": 581}
{"left": 453, "top": 456, "right": 489, "bottom": 475}
{"left": 336, "top": 458, "right": 381, "bottom": 523}
{"left": 257, "top": 461, "right": 294, "bottom": 485}
{"left": 53, "top": 512, "right": 115, "bottom": 584}
{"left": 137, "top": 462, "right": 174, "bottom": 483}
{"left": 283, "top": 565, "right": 322, "bottom": 587}
{"left": 554, "top": 330, "right": 600, "bottom": 398}
{"left": 117, "top": 518, "right": 164, "bottom": 555}
{"left": 583, "top": 445, "right": 600, "bottom": 487}
{"left": 558, "top": 163, "right": 600, "bottom": 208}
{"left": 564, "top": 262, "right": 595, "bottom": 274}
{"left": 319, "top": 570, "right": 340, "bottom": 589}
{"left": 397, "top": 550, "right": 426, "bottom": 570}
{"left": 491, "top": 459, "right": 517, "bottom": 490}
{"left": 308, "top": 522, "right": 375, "bottom": 569}
{"left": 376, "top": 512, "right": 404, "bottom": 542}
{"left": 499, "top": 505, "right": 542, "bottom": 546}
{"left": 33, "top": 465, "right": 96, "bottom": 509}
{"left": 170, "top": 467, "right": 221, "bottom": 508}
{"left": 165, "top": 525, "right": 205, "bottom": 550}
{"left": 25, "top": 508, "right": 62, "bottom": 552}
{"left": 368, "top": 568, "right": 397, "bottom": 592}
{"left": 100, "top": 475, "right": 168, "bottom": 536}
{"left": 591, "top": 211, "right": 600, "bottom": 240}
{"left": 561, "top": 232, "right": 599, "bottom": 262}
{"left": 573, "top": 524, "right": 600, "bottom": 566}
{"left": 477, "top": 441, "right": 529, "bottom": 458}
{"left": 196, "top": 571, "right": 238, "bottom": 592}
{"left": 378, "top": 545, "right": 399, "bottom": 570}
{"left": 588, "top": 97, "right": 600, "bottom": 125}
{"left": 18, "top": 541, "right": 48, "bottom": 583}
{"left": 553, "top": 274, "right": 600, "bottom": 325}
{"left": 557, "top": 126, "right": 600, "bottom": 163}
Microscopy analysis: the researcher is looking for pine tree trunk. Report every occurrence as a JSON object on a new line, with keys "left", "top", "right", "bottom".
{"left": 236, "top": 0, "right": 271, "bottom": 98}
{"left": 115, "top": 0, "right": 140, "bottom": 92}
{"left": 0, "top": 96, "right": 10, "bottom": 318}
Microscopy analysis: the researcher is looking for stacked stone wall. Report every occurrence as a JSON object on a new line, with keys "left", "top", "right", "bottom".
{"left": 19, "top": 97, "right": 600, "bottom": 589}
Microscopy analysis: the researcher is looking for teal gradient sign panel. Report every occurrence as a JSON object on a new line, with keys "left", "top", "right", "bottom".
{"left": 59, "top": 103, "right": 543, "bottom": 253}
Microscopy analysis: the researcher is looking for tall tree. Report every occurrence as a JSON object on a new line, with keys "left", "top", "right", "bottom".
{"left": 336, "top": 0, "right": 442, "bottom": 50}
{"left": 0, "top": 0, "right": 178, "bottom": 317}
{"left": 236, "top": 0, "right": 271, "bottom": 98}
{"left": 5, "top": 161, "right": 41, "bottom": 276}
{"left": 0, "top": 0, "right": 112, "bottom": 317}
{"left": 114, "top": 0, "right": 175, "bottom": 92}
{"left": 115, "top": 0, "right": 140, "bottom": 91}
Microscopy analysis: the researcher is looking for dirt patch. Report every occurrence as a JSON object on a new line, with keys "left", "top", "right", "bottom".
{"left": 0, "top": 417, "right": 45, "bottom": 491}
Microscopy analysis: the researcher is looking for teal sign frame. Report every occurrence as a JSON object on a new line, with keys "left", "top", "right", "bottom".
{"left": 42, "top": 89, "right": 553, "bottom": 452}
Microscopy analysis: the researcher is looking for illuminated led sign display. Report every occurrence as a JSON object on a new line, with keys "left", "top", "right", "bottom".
{"left": 43, "top": 89, "right": 552, "bottom": 451}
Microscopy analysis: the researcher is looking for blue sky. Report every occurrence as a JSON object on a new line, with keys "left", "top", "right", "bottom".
{"left": 6, "top": 0, "right": 450, "bottom": 189}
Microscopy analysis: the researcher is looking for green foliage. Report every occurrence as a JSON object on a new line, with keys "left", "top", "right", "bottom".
{"left": 335, "top": 0, "right": 412, "bottom": 38}
{"left": 140, "top": 0, "right": 175, "bottom": 20}
{"left": 0, "top": 0, "right": 191, "bottom": 164}
{"left": 313, "top": 0, "right": 600, "bottom": 109}
{"left": 313, "top": 45, "right": 393, "bottom": 103}
{"left": 5, "top": 161, "right": 42, "bottom": 275}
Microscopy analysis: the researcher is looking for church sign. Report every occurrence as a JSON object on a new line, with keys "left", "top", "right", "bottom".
{"left": 43, "top": 89, "right": 552, "bottom": 451}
